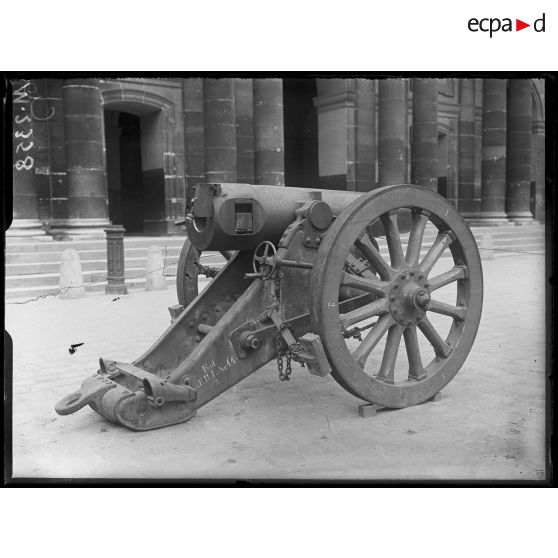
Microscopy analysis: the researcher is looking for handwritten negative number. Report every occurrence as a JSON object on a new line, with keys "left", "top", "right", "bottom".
{"left": 16, "top": 141, "right": 34, "bottom": 153}
{"left": 15, "top": 156, "right": 34, "bottom": 171}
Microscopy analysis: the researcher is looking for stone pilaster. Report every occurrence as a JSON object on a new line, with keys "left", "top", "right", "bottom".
{"left": 378, "top": 79, "right": 407, "bottom": 187}
{"left": 8, "top": 79, "right": 48, "bottom": 239}
{"left": 183, "top": 78, "right": 206, "bottom": 212}
{"left": 411, "top": 78, "right": 438, "bottom": 192}
{"left": 354, "top": 79, "right": 376, "bottom": 192}
{"left": 57, "top": 80, "right": 110, "bottom": 237}
{"left": 506, "top": 80, "right": 533, "bottom": 224}
{"left": 314, "top": 79, "right": 355, "bottom": 190}
{"left": 456, "top": 79, "right": 477, "bottom": 215}
{"left": 235, "top": 78, "right": 255, "bottom": 184}
{"left": 203, "top": 78, "right": 237, "bottom": 183}
{"left": 532, "top": 119, "right": 545, "bottom": 222}
{"left": 253, "top": 78, "right": 284, "bottom": 185}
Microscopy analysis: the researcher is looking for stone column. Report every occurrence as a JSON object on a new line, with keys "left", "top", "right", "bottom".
{"left": 411, "top": 78, "right": 438, "bottom": 192}
{"left": 473, "top": 79, "right": 509, "bottom": 225}
{"left": 378, "top": 79, "right": 407, "bottom": 186}
{"left": 235, "top": 78, "right": 255, "bottom": 184}
{"left": 506, "top": 80, "right": 533, "bottom": 224}
{"left": 456, "top": 79, "right": 476, "bottom": 215}
{"left": 203, "top": 78, "right": 237, "bottom": 183}
{"left": 253, "top": 78, "right": 284, "bottom": 185}
{"left": 9, "top": 79, "right": 48, "bottom": 238}
{"left": 61, "top": 80, "right": 110, "bottom": 237}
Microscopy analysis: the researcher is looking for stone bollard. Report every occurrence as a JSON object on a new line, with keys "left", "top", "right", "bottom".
{"left": 480, "top": 232, "right": 495, "bottom": 260}
{"left": 58, "top": 249, "right": 85, "bottom": 299}
{"left": 105, "top": 226, "right": 128, "bottom": 295}
{"left": 145, "top": 245, "right": 167, "bottom": 291}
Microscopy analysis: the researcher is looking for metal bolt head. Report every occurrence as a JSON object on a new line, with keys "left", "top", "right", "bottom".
{"left": 393, "top": 284, "right": 399, "bottom": 289}
{"left": 424, "top": 283, "right": 429, "bottom": 288}
{"left": 409, "top": 271, "right": 415, "bottom": 276}
{"left": 418, "top": 274, "right": 423, "bottom": 279}
{"left": 390, "top": 295, "right": 396, "bottom": 301}
{"left": 215, "top": 306, "right": 222, "bottom": 313}
{"left": 415, "top": 291, "right": 431, "bottom": 308}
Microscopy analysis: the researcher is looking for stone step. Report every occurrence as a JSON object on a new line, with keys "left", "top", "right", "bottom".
{"left": 5, "top": 236, "right": 187, "bottom": 254}
{"left": 5, "top": 246, "right": 185, "bottom": 265}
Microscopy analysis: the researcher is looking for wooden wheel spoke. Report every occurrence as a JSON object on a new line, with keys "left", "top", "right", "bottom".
{"left": 354, "top": 238, "right": 393, "bottom": 281}
{"left": 340, "top": 298, "right": 389, "bottom": 329}
{"left": 403, "top": 327, "right": 426, "bottom": 380}
{"left": 428, "top": 299, "right": 466, "bottom": 321}
{"left": 419, "top": 231, "right": 453, "bottom": 275}
{"left": 365, "top": 225, "right": 377, "bottom": 246}
{"left": 381, "top": 212, "right": 405, "bottom": 269}
{"left": 340, "top": 272, "right": 389, "bottom": 297}
{"left": 418, "top": 317, "right": 452, "bottom": 358}
{"left": 428, "top": 266, "right": 466, "bottom": 291}
{"left": 405, "top": 211, "right": 428, "bottom": 266}
{"left": 352, "top": 313, "right": 394, "bottom": 368}
{"left": 376, "top": 325, "right": 403, "bottom": 384}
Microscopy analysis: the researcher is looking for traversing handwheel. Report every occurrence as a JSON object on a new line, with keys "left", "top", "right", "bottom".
{"left": 310, "top": 185, "right": 483, "bottom": 408}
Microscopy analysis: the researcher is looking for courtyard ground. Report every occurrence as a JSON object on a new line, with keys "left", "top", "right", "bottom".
{"left": 5, "top": 252, "right": 548, "bottom": 481}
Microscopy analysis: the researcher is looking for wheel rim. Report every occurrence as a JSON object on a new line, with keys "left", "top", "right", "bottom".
{"left": 310, "top": 185, "right": 483, "bottom": 408}
{"left": 176, "top": 238, "right": 202, "bottom": 307}
{"left": 176, "top": 238, "right": 233, "bottom": 307}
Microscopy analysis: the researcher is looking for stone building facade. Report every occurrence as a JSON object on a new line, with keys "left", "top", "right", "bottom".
{"left": 9, "top": 77, "right": 546, "bottom": 239}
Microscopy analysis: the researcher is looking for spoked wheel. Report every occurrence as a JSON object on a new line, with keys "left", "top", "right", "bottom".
{"left": 310, "top": 185, "right": 483, "bottom": 408}
{"left": 176, "top": 237, "right": 234, "bottom": 307}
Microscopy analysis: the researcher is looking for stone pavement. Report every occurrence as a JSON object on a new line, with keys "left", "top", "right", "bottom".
{"left": 5, "top": 252, "right": 547, "bottom": 481}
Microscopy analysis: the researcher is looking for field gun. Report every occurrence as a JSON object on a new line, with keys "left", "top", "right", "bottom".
{"left": 55, "top": 183, "right": 483, "bottom": 430}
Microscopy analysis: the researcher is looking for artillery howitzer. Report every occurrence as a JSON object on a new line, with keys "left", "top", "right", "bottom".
{"left": 55, "top": 183, "right": 483, "bottom": 430}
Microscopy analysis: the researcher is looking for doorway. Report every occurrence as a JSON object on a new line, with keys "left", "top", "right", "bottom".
{"left": 104, "top": 108, "right": 166, "bottom": 234}
{"left": 283, "top": 79, "right": 319, "bottom": 189}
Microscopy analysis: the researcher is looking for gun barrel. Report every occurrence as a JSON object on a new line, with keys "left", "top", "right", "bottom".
{"left": 186, "top": 183, "right": 399, "bottom": 251}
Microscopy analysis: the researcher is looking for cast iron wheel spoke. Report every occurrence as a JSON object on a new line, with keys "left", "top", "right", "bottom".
{"left": 376, "top": 325, "right": 403, "bottom": 384}
{"left": 340, "top": 272, "right": 389, "bottom": 297}
{"left": 340, "top": 298, "right": 389, "bottom": 330}
{"left": 417, "top": 316, "right": 452, "bottom": 358}
{"left": 263, "top": 243, "right": 270, "bottom": 258}
{"left": 403, "top": 327, "right": 426, "bottom": 380}
{"left": 354, "top": 237, "right": 393, "bottom": 281}
{"left": 419, "top": 231, "right": 453, "bottom": 275}
{"left": 427, "top": 299, "right": 466, "bottom": 321}
{"left": 381, "top": 212, "right": 405, "bottom": 269}
{"left": 405, "top": 211, "right": 428, "bottom": 266}
{"left": 352, "top": 313, "right": 394, "bottom": 368}
{"left": 428, "top": 266, "right": 466, "bottom": 291}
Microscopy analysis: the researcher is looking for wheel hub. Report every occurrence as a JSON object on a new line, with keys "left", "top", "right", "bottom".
{"left": 388, "top": 269, "right": 431, "bottom": 326}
